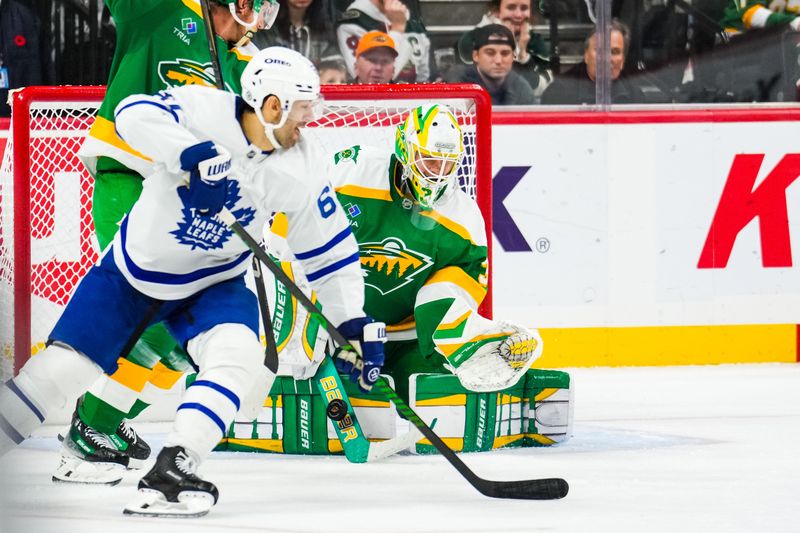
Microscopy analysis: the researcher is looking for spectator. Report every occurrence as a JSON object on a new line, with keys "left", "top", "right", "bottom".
{"left": 352, "top": 30, "right": 397, "bottom": 83}
{"left": 444, "top": 24, "right": 536, "bottom": 105}
{"left": 720, "top": 0, "right": 800, "bottom": 37}
{"left": 336, "top": 0, "right": 431, "bottom": 82}
{"left": 540, "top": 20, "right": 645, "bottom": 105}
{"left": 457, "top": 0, "right": 552, "bottom": 95}
{"left": 0, "top": 0, "right": 55, "bottom": 117}
{"left": 319, "top": 57, "right": 348, "bottom": 83}
{"left": 251, "top": 0, "right": 341, "bottom": 64}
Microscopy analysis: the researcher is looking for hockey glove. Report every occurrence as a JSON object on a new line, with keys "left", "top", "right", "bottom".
{"left": 334, "top": 317, "right": 387, "bottom": 392}
{"left": 180, "top": 141, "right": 231, "bottom": 217}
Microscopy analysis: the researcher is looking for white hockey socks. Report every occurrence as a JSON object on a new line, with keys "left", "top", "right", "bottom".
{"left": 0, "top": 343, "right": 102, "bottom": 457}
{"left": 166, "top": 324, "right": 271, "bottom": 460}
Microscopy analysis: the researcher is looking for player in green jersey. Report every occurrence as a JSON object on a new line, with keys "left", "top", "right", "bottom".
{"left": 720, "top": 0, "right": 800, "bottom": 36}
{"left": 225, "top": 104, "right": 572, "bottom": 457}
{"left": 54, "top": 0, "right": 278, "bottom": 485}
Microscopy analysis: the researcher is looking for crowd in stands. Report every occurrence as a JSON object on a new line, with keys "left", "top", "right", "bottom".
{"left": 3, "top": 0, "right": 800, "bottom": 116}
{"left": 242, "top": 0, "right": 800, "bottom": 105}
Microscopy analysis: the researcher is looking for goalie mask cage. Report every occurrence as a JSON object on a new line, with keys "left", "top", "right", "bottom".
{"left": 0, "top": 84, "right": 493, "bottom": 382}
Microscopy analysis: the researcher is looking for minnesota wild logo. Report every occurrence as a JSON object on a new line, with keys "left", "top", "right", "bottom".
{"left": 158, "top": 58, "right": 216, "bottom": 88}
{"left": 359, "top": 237, "right": 433, "bottom": 295}
{"left": 334, "top": 145, "right": 361, "bottom": 165}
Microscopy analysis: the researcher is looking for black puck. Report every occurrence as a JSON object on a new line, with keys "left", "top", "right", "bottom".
{"left": 326, "top": 398, "right": 348, "bottom": 421}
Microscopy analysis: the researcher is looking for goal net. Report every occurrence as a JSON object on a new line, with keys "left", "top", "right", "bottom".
{"left": 0, "top": 84, "right": 493, "bottom": 383}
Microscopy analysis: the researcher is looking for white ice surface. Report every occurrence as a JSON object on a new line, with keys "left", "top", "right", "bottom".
{"left": 1, "top": 363, "right": 799, "bottom": 533}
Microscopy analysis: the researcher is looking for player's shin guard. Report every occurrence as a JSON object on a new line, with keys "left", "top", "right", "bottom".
{"left": 165, "top": 324, "right": 269, "bottom": 460}
{"left": 0, "top": 343, "right": 103, "bottom": 457}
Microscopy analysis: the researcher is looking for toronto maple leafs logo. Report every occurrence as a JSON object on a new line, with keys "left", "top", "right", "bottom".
{"left": 171, "top": 180, "right": 256, "bottom": 250}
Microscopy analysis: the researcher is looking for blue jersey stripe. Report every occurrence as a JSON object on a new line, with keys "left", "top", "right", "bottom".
{"left": 305, "top": 251, "right": 361, "bottom": 282}
{"left": 190, "top": 380, "right": 241, "bottom": 410}
{"left": 7, "top": 380, "right": 45, "bottom": 423}
{"left": 178, "top": 402, "right": 227, "bottom": 436}
{"left": 294, "top": 227, "right": 353, "bottom": 260}
{"left": 0, "top": 412, "right": 25, "bottom": 444}
{"left": 119, "top": 217, "right": 251, "bottom": 285}
{"left": 114, "top": 98, "right": 180, "bottom": 124}
{"left": 114, "top": 98, "right": 181, "bottom": 142}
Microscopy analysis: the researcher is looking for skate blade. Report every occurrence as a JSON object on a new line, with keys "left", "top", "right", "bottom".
{"left": 123, "top": 489, "right": 215, "bottom": 518}
{"left": 127, "top": 458, "right": 146, "bottom": 470}
{"left": 52, "top": 454, "right": 126, "bottom": 486}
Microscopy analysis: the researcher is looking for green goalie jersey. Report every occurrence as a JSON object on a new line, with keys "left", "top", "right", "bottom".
{"left": 79, "top": 0, "right": 254, "bottom": 176}
{"left": 328, "top": 145, "right": 489, "bottom": 360}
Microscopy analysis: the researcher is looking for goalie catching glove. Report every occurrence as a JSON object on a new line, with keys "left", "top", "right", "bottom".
{"left": 180, "top": 141, "right": 231, "bottom": 216}
{"left": 334, "top": 317, "right": 387, "bottom": 392}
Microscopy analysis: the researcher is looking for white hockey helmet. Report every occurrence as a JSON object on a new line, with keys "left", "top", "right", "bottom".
{"left": 240, "top": 46, "right": 321, "bottom": 148}
{"left": 395, "top": 104, "right": 464, "bottom": 209}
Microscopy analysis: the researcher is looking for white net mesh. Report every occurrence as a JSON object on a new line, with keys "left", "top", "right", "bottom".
{"left": 308, "top": 97, "right": 478, "bottom": 200}
{"left": 0, "top": 86, "right": 488, "bottom": 382}
{"left": 0, "top": 96, "right": 102, "bottom": 382}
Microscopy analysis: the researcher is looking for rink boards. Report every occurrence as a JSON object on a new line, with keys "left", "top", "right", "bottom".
{"left": 490, "top": 108, "right": 800, "bottom": 366}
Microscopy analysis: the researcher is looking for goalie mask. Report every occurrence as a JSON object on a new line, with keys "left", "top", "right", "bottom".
{"left": 395, "top": 104, "right": 464, "bottom": 209}
{"left": 240, "top": 47, "right": 322, "bottom": 149}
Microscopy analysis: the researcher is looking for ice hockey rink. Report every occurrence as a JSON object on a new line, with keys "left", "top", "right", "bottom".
{"left": 1, "top": 363, "right": 798, "bottom": 533}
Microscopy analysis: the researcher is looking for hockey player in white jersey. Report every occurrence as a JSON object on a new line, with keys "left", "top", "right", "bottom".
{"left": 0, "top": 46, "right": 386, "bottom": 517}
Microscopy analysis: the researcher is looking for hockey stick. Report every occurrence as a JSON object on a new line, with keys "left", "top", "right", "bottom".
{"left": 199, "top": 0, "right": 224, "bottom": 89}
{"left": 218, "top": 207, "right": 569, "bottom": 500}
{"left": 199, "top": 0, "right": 279, "bottom": 372}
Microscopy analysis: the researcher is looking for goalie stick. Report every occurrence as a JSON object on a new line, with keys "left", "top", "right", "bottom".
{"left": 218, "top": 207, "right": 569, "bottom": 500}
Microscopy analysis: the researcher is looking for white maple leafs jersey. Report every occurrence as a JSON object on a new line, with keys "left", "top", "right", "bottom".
{"left": 111, "top": 85, "right": 365, "bottom": 326}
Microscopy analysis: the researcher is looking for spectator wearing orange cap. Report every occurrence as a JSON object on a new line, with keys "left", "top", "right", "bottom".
{"left": 336, "top": 0, "right": 431, "bottom": 82}
{"left": 352, "top": 30, "right": 398, "bottom": 84}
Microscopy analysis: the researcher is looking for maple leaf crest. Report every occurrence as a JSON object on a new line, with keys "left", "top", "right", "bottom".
{"left": 171, "top": 180, "right": 256, "bottom": 251}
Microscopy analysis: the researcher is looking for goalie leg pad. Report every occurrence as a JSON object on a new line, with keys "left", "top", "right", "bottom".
{"left": 525, "top": 369, "right": 574, "bottom": 445}
{"left": 408, "top": 369, "right": 573, "bottom": 454}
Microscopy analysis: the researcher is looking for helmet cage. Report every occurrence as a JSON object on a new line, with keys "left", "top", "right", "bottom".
{"left": 395, "top": 104, "right": 464, "bottom": 209}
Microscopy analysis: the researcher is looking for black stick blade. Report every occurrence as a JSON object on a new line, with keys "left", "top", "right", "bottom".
{"left": 478, "top": 477, "right": 569, "bottom": 500}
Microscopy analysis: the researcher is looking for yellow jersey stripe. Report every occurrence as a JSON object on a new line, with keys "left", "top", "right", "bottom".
{"left": 424, "top": 266, "right": 487, "bottom": 305}
{"left": 89, "top": 116, "right": 153, "bottom": 162}
{"left": 335, "top": 184, "right": 392, "bottom": 202}
{"left": 182, "top": 0, "right": 202, "bottom": 17}
{"left": 418, "top": 209, "right": 476, "bottom": 244}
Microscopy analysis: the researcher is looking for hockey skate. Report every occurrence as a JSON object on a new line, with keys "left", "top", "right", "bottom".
{"left": 123, "top": 446, "right": 218, "bottom": 518}
{"left": 52, "top": 409, "right": 130, "bottom": 486}
{"left": 109, "top": 419, "right": 151, "bottom": 469}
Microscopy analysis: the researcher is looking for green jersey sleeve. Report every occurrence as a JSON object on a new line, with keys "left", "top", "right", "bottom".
{"left": 411, "top": 195, "right": 489, "bottom": 359}
{"left": 720, "top": 0, "right": 800, "bottom": 33}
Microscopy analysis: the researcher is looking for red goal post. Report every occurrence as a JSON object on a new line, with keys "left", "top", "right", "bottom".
{"left": 0, "top": 84, "right": 493, "bottom": 380}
